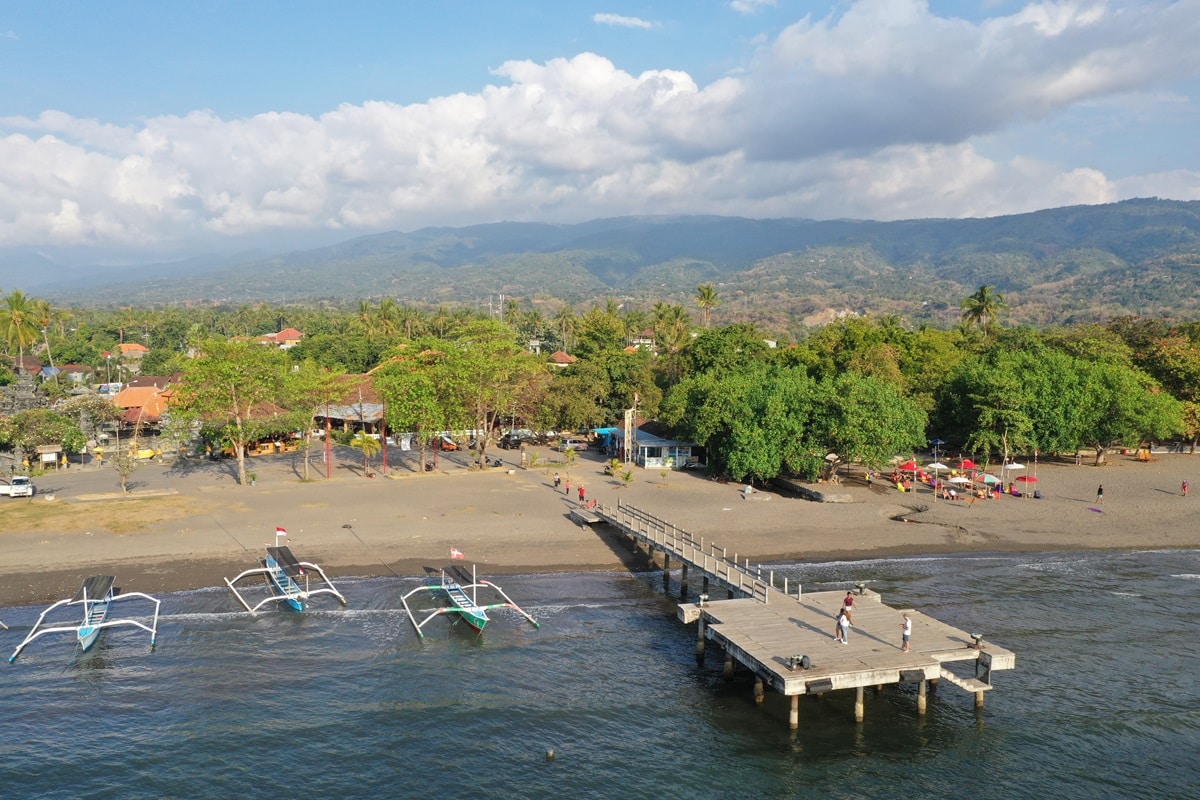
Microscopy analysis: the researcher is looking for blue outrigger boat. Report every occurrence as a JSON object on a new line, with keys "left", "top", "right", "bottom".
{"left": 8, "top": 575, "right": 160, "bottom": 663}
{"left": 225, "top": 543, "right": 347, "bottom": 614}
{"left": 401, "top": 564, "right": 539, "bottom": 638}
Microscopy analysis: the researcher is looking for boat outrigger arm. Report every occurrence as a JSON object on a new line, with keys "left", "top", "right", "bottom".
{"left": 9, "top": 575, "right": 160, "bottom": 663}
{"left": 224, "top": 545, "right": 348, "bottom": 613}
{"left": 401, "top": 565, "right": 540, "bottom": 638}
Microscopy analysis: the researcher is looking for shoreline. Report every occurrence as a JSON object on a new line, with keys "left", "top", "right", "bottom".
{"left": 1, "top": 447, "right": 1197, "bottom": 608}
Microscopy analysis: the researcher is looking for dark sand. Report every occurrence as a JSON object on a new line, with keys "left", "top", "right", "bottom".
{"left": 1, "top": 445, "right": 1196, "bottom": 607}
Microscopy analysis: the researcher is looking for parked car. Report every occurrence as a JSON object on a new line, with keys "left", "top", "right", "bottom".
{"left": 498, "top": 433, "right": 534, "bottom": 450}
{"left": 0, "top": 476, "right": 34, "bottom": 497}
{"left": 556, "top": 437, "right": 589, "bottom": 452}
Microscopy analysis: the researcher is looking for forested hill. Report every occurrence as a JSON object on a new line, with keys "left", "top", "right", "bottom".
{"left": 36, "top": 198, "right": 1200, "bottom": 329}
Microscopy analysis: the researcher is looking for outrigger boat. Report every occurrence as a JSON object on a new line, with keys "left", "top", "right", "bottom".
{"left": 225, "top": 542, "right": 347, "bottom": 614}
{"left": 401, "top": 564, "right": 540, "bottom": 638}
{"left": 8, "top": 575, "right": 160, "bottom": 663}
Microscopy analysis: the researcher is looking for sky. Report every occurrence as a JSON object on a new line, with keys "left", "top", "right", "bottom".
{"left": 2, "top": 0, "right": 1199, "bottom": 262}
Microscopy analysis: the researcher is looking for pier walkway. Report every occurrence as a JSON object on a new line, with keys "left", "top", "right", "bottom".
{"left": 593, "top": 500, "right": 1016, "bottom": 728}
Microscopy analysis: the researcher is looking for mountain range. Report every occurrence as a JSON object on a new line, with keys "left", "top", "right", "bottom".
{"left": 15, "top": 197, "right": 1200, "bottom": 330}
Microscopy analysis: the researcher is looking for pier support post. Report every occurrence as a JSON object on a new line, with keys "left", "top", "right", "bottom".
{"left": 696, "top": 618, "right": 706, "bottom": 659}
{"left": 662, "top": 553, "right": 670, "bottom": 590}
{"left": 789, "top": 695, "right": 800, "bottom": 730}
{"left": 917, "top": 680, "right": 927, "bottom": 715}
{"left": 975, "top": 690, "right": 985, "bottom": 709}
{"left": 724, "top": 652, "right": 734, "bottom": 679}
{"left": 754, "top": 677, "right": 765, "bottom": 705}
{"left": 680, "top": 564, "right": 689, "bottom": 600}
{"left": 854, "top": 686, "right": 864, "bottom": 723}
{"left": 702, "top": 576, "right": 709, "bottom": 594}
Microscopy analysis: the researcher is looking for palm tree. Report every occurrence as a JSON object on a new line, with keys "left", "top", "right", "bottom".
{"left": 32, "top": 298, "right": 60, "bottom": 381}
{"left": 0, "top": 290, "right": 40, "bottom": 365}
{"left": 348, "top": 431, "right": 381, "bottom": 476}
{"left": 695, "top": 283, "right": 721, "bottom": 328}
{"left": 960, "top": 285, "right": 1007, "bottom": 335}
{"left": 553, "top": 306, "right": 577, "bottom": 353}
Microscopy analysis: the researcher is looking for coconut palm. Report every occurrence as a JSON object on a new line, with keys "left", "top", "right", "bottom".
{"left": 960, "top": 285, "right": 1007, "bottom": 335}
{"left": 695, "top": 283, "right": 720, "bottom": 328}
{"left": 348, "top": 431, "right": 381, "bottom": 476}
{"left": 32, "top": 298, "right": 61, "bottom": 380}
{"left": 0, "top": 290, "right": 40, "bottom": 365}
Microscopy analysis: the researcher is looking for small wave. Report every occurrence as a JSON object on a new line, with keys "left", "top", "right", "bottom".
{"left": 1171, "top": 573, "right": 1200, "bottom": 580}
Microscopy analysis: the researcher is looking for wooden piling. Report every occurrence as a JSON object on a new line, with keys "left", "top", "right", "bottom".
{"left": 754, "top": 677, "right": 765, "bottom": 705}
{"left": 854, "top": 686, "right": 864, "bottom": 722}
{"left": 789, "top": 695, "right": 800, "bottom": 730}
{"left": 917, "top": 679, "right": 927, "bottom": 715}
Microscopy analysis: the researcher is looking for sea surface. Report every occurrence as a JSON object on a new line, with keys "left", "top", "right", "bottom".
{"left": 2, "top": 549, "right": 1198, "bottom": 800}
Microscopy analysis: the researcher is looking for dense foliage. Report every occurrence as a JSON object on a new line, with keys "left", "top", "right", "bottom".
{"left": 2, "top": 281, "right": 1196, "bottom": 484}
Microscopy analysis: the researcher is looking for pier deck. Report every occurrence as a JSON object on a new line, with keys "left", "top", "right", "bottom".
{"left": 594, "top": 500, "right": 1015, "bottom": 725}
{"left": 679, "top": 590, "right": 1014, "bottom": 697}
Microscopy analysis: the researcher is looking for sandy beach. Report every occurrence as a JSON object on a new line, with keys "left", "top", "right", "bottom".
{"left": 1, "top": 445, "right": 1197, "bottom": 607}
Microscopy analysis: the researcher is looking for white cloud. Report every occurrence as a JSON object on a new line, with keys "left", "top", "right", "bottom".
{"left": 730, "top": 0, "right": 777, "bottom": 13}
{"left": 592, "top": 13, "right": 659, "bottom": 30}
{"left": 1, "top": 0, "right": 1199, "bottom": 254}
{"left": 2, "top": 30, "right": 17, "bottom": 40}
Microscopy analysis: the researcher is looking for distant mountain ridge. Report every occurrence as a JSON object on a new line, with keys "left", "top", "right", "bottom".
{"left": 29, "top": 198, "right": 1200, "bottom": 329}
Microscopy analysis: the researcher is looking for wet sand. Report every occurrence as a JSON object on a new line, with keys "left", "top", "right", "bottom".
{"left": 1, "top": 446, "right": 1197, "bottom": 607}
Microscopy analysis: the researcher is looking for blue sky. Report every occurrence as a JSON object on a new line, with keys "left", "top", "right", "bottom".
{"left": 2, "top": 0, "right": 1199, "bottom": 261}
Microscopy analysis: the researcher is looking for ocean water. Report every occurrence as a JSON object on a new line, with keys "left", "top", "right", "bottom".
{"left": 2, "top": 549, "right": 1198, "bottom": 800}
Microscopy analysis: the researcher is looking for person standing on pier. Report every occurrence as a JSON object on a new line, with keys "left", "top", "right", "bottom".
{"left": 578, "top": 484, "right": 586, "bottom": 505}
{"left": 835, "top": 608, "right": 851, "bottom": 644}
{"left": 842, "top": 591, "right": 855, "bottom": 625}
{"left": 900, "top": 614, "right": 912, "bottom": 653}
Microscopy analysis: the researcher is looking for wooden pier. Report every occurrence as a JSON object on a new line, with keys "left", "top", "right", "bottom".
{"left": 593, "top": 500, "right": 1016, "bottom": 728}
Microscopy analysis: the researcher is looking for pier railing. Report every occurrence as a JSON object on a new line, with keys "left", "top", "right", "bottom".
{"left": 597, "top": 500, "right": 790, "bottom": 604}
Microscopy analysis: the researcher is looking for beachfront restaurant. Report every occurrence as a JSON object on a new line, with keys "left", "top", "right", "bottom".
{"left": 631, "top": 429, "right": 699, "bottom": 470}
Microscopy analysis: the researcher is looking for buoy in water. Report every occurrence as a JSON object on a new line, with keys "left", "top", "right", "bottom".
{"left": 546, "top": 749, "right": 555, "bottom": 761}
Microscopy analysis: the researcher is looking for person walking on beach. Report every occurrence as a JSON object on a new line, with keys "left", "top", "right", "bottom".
{"left": 553, "top": 472, "right": 561, "bottom": 491}
{"left": 578, "top": 484, "right": 586, "bottom": 505}
{"left": 565, "top": 478, "right": 570, "bottom": 496}
{"left": 900, "top": 613, "right": 912, "bottom": 653}
{"left": 1182, "top": 480, "right": 1189, "bottom": 497}
{"left": 1097, "top": 484, "right": 1104, "bottom": 504}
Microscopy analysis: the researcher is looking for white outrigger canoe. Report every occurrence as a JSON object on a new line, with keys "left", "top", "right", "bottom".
{"left": 401, "top": 564, "right": 539, "bottom": 638}
{"left": 9, "top": 575, "right": 160, "bottom": 663}
{"left": 225, "top": 544, "right": 347, "bottom": 614}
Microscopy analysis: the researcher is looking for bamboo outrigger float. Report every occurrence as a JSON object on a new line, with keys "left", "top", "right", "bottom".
{"left": 9, "top": 575, "right": 160, "bottom": 663}
{"left": 401, "top": 564, "right": 540, "bottom": 638}
{"left": 224, "top": 538, "right": 347, "bottom": 614}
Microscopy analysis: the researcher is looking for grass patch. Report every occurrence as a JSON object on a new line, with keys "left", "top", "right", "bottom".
{"left": 0, "top": 496, "right": 205, "bottom": 535}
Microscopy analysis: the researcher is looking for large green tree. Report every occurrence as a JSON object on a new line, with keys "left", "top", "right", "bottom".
{"left": 172, "top": 338, "right": 291, "bottom": 486}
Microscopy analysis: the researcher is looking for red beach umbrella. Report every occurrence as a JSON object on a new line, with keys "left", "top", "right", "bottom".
{"left": 1015, "top": 475, "right": 1038, "bottom": 483}
{"left": 960, "top": 458, "right": 977, "bottom": 469}
{"left": 899, "top": 460, "right": 919, "bottom": 471}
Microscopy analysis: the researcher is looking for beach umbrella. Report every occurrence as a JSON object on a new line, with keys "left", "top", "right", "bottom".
{"left": 927, "top": 462, "right": 949, "bottom": 471}
{"left": 960, "top": 458, "right": 977, "bottom": 469}
{"left": 899, "top": 460, "right": 919, "bottom": 471}
{"left": 981, "top": 474, "right": 1002, "bottom": 484}
{"left": 1007, "top": 463, "right": 1025, "bottom": 470}
{"left": 1015, "top": 475, "right": 1038, "bottom": 483}
{"left": 949, "top": 476, "right": 972, "bottom": 484}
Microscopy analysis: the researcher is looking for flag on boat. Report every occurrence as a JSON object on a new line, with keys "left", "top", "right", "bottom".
{"left": 276, "top": 527, "right": 287, "bottom": 537}
{"left": 450, "top": 547, "right": 465, "bottom": 560}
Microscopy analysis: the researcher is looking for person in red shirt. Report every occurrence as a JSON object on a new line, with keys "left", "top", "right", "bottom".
{"left": 578, "top": 485, "right": 586, "bottom": 505}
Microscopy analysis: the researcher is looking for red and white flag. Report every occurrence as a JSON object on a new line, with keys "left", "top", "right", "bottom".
{"left": 450, "top": 547, "right": 465, "bottom": 560}
{"left": 276, "top": 527, "right": 288, "bottom": 537}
